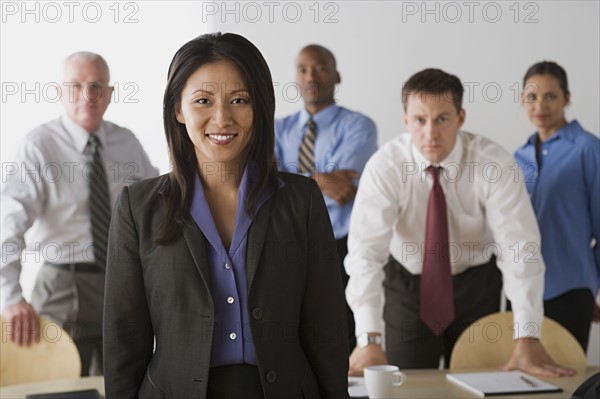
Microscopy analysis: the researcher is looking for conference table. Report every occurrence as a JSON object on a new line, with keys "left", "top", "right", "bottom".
{"left": 0, "top": 367, "right": 597, "bottom": 398}
{"left": 0, "top": 377, "right": 104, "bottom": 398}
{"left": 349, "top": 367, "right": 598, "bottom": 398}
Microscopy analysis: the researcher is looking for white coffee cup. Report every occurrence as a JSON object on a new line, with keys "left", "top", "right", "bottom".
{"left": 364, "top": 365, "right": 406, "bottom": 399}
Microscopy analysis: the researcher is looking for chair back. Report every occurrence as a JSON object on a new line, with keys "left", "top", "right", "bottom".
{"left": 0, "top": 316, "right": 81, "bottom": 386}
{"left": 449, "top": 311, "right": 587, "bottom": 372}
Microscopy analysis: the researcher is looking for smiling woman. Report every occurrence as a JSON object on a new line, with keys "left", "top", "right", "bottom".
{"left": 176, "top": 60, "right": 254, "bottom": 169}
{"left": 102, "top": 32, "right": 350, "bottom": 399}
{"left": 174, "top": 59, "right": 256, "bottom": 250}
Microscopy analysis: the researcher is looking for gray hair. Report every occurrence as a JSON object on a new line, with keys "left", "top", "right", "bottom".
{"left": 64, "top": 51, "right": 110, "bottom": 81}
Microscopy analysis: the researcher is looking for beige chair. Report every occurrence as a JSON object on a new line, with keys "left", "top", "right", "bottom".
{"left": 450, "top": 311, "right": 587, "bottom": 373}
{"left": 0, "top": 316, "right": 81, "bottom": 386}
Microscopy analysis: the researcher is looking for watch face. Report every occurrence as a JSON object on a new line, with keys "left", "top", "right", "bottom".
{"left": 357, "top": 334, "right": 380, "bottom": 347}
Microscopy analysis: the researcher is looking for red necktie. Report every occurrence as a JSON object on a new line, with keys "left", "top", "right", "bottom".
{"left": 420, "top": 166, "right": 454, "bottom": 335}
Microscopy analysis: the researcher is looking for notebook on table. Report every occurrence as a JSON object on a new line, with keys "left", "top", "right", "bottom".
{"left": 446, "top": 371, "right": 562, "bottom": 397}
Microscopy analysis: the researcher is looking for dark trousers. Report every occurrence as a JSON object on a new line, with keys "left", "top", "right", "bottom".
{"left": 336, "top": 236, "right": 356, "bottom": 353}
{"left": 31, "top": 264, "right": 104, "bottom": 376}
{"left": 207, "top": 364, "right": 264, "bottom": 399}
{"left": 383, "top": 256, "right": 502, "bottom": 369}
{"left": 508, "top": 288, "right": 595, "bottom": 352}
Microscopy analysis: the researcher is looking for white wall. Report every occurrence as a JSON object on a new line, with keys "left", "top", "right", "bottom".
{"left": 1, "top": 1, "right": 216, "bottom": 173}
{"left": 208, "top": 0, "right": 599, "bottom": 149}
{"left": 209, "top": 0, "right": 600, "bottom": 365}
{"left": 1, "top": 0, "right": 598, "bottom": 363}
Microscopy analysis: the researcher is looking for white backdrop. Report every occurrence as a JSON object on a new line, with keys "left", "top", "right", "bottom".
{"left": 1, "top": 0, "right": 599, "bottom": 363}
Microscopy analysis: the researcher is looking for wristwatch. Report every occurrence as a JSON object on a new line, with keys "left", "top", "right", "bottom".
{"left": 357, "top": 333, "right": 382, "bottom": 348}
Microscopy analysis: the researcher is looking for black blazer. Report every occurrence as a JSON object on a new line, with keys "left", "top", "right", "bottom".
{"left": 103, "top": 173, "right": 350, "bottom": 398}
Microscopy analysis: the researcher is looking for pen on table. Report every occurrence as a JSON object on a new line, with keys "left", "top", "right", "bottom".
{"left": 520, "top": 375, "right": 538, "bottom": 387}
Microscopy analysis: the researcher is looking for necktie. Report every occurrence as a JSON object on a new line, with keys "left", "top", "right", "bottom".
{"left": 86, "top": 134, "right": 111, "bottom": 270}
{"left": 298, "top": 119, "right": 316, "bottom": 174}
{"left": 420, "top": 166, "right": 454, "bottom": 335}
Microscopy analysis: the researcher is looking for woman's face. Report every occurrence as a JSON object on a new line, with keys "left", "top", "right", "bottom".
{"left": 176, "top": 60, "right": 254, "bottom": 168}
{"left": 522, "top": 74, "right": 569, "bottom": 134}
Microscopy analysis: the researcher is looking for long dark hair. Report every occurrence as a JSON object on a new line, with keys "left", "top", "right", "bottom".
{"left": 156, "top": 32, "right": 279, "bottom": 244}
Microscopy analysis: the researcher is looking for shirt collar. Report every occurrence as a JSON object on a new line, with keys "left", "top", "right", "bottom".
{"left": 523, "top": 119, "right": 582, "bottom": 147}
{"left": 551, "top": 119, "right": 581, "bottom": 143}
{"left": 411, "top": 131, "right": 464, "bottom": 172}
{"left": 299, "top": 103, "right": 339, "bottom": 127}
{"left": 60, "top": 115, "right": 106, "bottom": 153}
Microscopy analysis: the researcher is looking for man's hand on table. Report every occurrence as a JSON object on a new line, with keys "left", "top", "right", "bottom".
{"left": 501, "top": 338, "right": 576, "bottom": 377}
{"left": 2, "top": 299, "right": 40, "bottom": 346}
{"left": 348, "top": 343, "right": 389, "bottom": 376}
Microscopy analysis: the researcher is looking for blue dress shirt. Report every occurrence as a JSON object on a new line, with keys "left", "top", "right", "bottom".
{"left": 189, "top": 163, "right": 273, "bottom": 367}
{"left": 275, "top": 104, "right": 377, "bottom": 239}
{"left": 514, "top": 120, "right": 600, "bottom": 300}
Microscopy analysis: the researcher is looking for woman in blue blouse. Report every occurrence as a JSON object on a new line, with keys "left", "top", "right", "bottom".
{"left": 514, "top": 61, "right": 599, "bottom": 351}
{"left": 103, "top": 33, "right": 350, "bottom": 398}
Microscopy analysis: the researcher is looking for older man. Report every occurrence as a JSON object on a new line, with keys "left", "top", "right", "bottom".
{"left": 1, "top": 52, "right": 158, "bottom": 375}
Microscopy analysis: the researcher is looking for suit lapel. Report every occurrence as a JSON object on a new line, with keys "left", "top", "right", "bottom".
{"left": 182, "top": 219, "right": 213, "bottom": 295}
{"left": 246, "top": 198, "right": 273, "bottom": 293}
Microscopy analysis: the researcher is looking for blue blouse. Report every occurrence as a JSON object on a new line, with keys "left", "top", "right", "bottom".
{"left": 189, "top": 163, "right": 273, "bottom": 367}
{"left": 514, "top": 120, "right": 599, "bottom": 300}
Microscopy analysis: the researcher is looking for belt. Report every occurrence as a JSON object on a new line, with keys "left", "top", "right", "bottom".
{"left": 46, "top": 263, "right": 105, "bottom": 273}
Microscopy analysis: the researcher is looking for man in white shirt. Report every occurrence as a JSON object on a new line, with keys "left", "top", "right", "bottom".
{"left": 345, "top": 68, "right": 574, "bottom": 378}
{"left": 0, "top": 52, "right": 158, "bottom": 375}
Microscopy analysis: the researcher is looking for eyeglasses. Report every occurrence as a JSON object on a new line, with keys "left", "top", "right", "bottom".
{"left": 63, "top": 81, "right": 114, "bottom": 101}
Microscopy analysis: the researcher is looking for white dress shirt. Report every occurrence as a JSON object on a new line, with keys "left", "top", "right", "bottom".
{"left": 1, "top": 116, "right": 158, "bottom": 310}
{"left": 345, "top": 131, "right": 545, "bottom": 340}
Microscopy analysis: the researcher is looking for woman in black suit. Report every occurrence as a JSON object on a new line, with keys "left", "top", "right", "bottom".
{"left": 103, "top": 32, "right": 349, "bottom": 398}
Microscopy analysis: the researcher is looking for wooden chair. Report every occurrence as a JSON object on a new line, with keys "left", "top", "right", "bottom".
{"left": 449, "top": 311, "right": 587, "bottom": 372}
{"left": 0, "top": 316, "right": 81, "bottom": 386}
